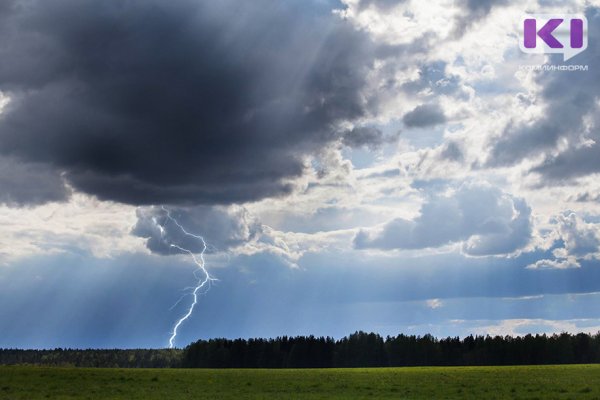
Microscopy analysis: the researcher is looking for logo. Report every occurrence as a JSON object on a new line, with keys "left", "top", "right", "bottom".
{"left": 519, "top": 14, "right": 588, "bottom": 61}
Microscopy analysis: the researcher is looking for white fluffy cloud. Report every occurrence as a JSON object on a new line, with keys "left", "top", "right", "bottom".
{"left": 528, "top": 212, "right": 600, "bottom": 269}
{"left": 0, "top": 193, "right": 142, "bottom": 263}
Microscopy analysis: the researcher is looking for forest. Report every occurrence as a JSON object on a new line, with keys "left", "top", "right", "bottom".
{"left": 1, "top": 331, "right": 599, "bottom": 368}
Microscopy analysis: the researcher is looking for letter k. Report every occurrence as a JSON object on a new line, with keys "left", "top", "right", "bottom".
{"left": 524, "top": 19, "right": 563, "bottom": 48}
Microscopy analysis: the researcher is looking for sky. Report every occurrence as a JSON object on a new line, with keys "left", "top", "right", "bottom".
{"left": 1, "top": 0, "right": 600, "bottom": 349}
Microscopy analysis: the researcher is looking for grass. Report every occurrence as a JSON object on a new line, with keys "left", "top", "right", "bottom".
{"left": 1, "top": 364, "right": 600, "bottom": 399}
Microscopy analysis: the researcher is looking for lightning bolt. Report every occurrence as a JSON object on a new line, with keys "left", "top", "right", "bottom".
{"left": 157, "top": 206, "right": 217, "bottom": 349}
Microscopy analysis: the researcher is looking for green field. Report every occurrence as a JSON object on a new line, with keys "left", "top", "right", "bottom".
{"left": 1, "top": 364, "right": 600, "bottom": 399}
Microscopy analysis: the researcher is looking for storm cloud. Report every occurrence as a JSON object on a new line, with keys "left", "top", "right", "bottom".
{"left": 132, "top": 205, "right": 262, "bottom": 255}
{"left": 0, "top": 0, "right": 383, "bottom": 206}
{"left": 0, "top": 156, "right": 69, "bottom": 206}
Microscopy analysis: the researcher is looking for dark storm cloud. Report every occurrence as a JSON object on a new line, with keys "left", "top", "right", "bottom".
{"left": 0, "top": 157, "right": 69, "bottom": 206}
{"left": 488, "top": 7, "right": 600, "bottom": 183}
{"left": 0, "top": 0, "right": 383, "bottom": 206}
{"left": 402, "top": 103, "right": 446, "bottom": 128}
{"left": 132, "top": 205, "right": 262, "bottom": 255}
{"left": 354, "top": 182, "right": 532, "bottom": 256}
{"left": 0, "top": 0, "right": 15, "bottom": 15}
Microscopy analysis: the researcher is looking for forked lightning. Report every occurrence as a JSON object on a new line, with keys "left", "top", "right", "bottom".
{"left": 157, "top": 206, "right": 216, "bottom": 348}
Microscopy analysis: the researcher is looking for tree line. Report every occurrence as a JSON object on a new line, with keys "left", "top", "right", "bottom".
{"left": 2, "top": 331, "right": 600, "bottom": 368}
{"left": 182, "top": 331, "right": 600, "bottom": 368}
{"left": 0, "top": 349, "right": 182, "bottom": 368}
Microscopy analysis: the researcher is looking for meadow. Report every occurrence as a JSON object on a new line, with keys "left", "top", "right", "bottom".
{"left": 1, "top": 364, "right": 600, "bottom": 399}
